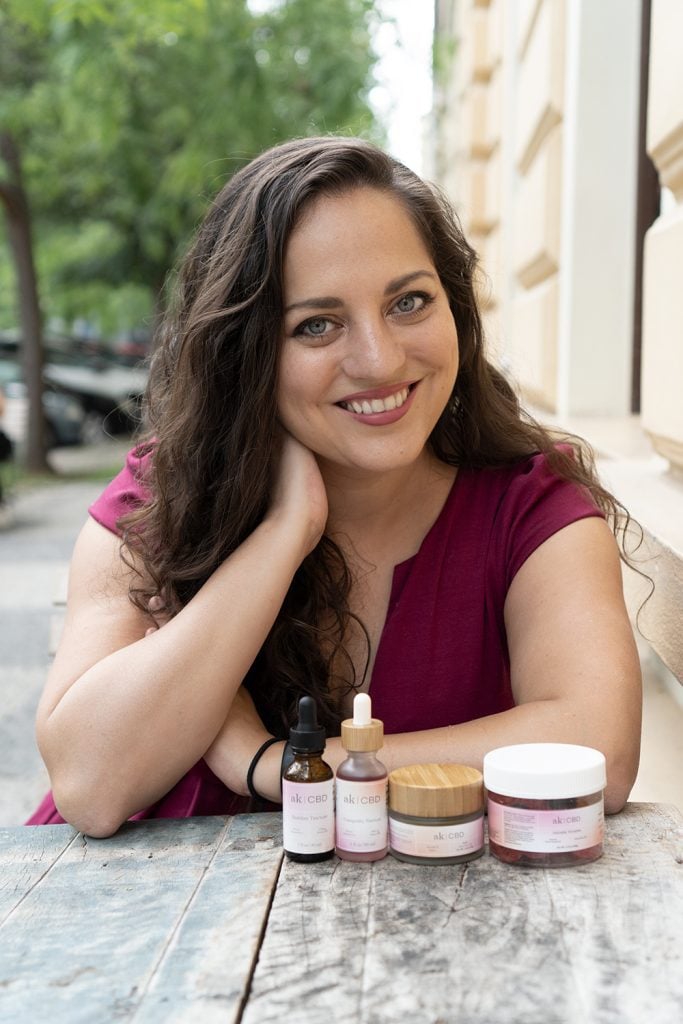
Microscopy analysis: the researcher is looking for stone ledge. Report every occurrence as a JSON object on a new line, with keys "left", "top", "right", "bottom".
{"left": 532, "top": 410, "right": 683, "bottom": 689}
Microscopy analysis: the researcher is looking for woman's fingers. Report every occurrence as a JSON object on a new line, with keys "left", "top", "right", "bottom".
{"left": 269, "top": 432, "right": 329, "bottom": 554}
{"left": 146, "top": 593, "right": 169, "bottom": 635}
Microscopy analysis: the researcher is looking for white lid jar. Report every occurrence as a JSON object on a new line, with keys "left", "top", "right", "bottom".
{"left": 483, "top": 743, "right": 606, "bottom": 867}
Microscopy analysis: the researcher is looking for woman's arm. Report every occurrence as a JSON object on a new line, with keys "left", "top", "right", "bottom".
{"left": 236, "top": 517, "right": 641, "bottom": 814}
{"left": 36, "top": 435, "right": 327, "bottom": 837}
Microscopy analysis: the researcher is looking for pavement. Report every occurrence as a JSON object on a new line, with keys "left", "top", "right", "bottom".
{"left": 0, "top": 438, "right": 680, "bottom": 827}
{"left": 0, "top": 439, "right": 130, "bottom": 825}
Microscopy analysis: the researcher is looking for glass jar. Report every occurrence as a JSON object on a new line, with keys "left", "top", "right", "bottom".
{"left": 483, "top": 743, "right": 606, "bottom": 868}
{"left": 388, "top": 763, "right": 484, "bottom": 865}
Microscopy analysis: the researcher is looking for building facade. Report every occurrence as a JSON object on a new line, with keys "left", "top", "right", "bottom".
{"left": 432, "top": 0, "right": 683, "bottom": 685}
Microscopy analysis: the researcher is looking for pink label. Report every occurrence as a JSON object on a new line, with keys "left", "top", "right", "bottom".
{"left": 282, "top": 779, "right": 335, "bottom": 854}
{"left": 389, "top": 816, "right": 484, "bottom": 858}
{"left": 335, "top": 779, "right": 388, "bottom": 852}
{"left": 487, "top": 798, "right": 604, "bottom": 853}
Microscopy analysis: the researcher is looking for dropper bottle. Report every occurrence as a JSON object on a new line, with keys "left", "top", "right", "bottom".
{"left": 282, "top": 696, "right": 335, "bottom": 862}
{"left": 335, "top": 693, "right": 388, "bottom": 862}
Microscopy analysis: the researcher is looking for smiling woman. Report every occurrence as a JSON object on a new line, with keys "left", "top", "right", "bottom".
{"left": 278, "top": 188, "right": 458, "bottom": 476}
{"left": 27, "top": 137, "right": 641, "bottom": 836}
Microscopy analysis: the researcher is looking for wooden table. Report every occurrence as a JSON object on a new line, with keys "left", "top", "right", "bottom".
{"left": 1, "top": 803, "right": 681, "bottom": 1023}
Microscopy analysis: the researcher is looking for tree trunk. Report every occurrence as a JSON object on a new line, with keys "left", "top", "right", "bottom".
{"left": 0, "top": 132, "right": 51, "bottom": 473}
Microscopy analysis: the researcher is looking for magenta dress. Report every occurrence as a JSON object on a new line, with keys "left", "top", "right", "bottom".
{"left": 27, "top": 447, "right": 601, "bottom": 825}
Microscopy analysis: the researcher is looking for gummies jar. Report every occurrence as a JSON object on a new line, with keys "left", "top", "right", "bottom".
{"left": 483, "top": 743, "right": 606, "bottom": 868}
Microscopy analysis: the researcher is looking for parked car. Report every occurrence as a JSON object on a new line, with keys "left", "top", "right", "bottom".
{"left": 0, "top": 336, "right": 148, "bottom": 439}
{"left": 0, "top": 358, "right": 84, "bottom": 449}
{"left": 41, "top": 348, "right": 147, "bottom": 437}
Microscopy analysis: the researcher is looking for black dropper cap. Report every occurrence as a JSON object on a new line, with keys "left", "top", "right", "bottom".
{"left": 288, "top": 696, "right": 326, "bottom": 753}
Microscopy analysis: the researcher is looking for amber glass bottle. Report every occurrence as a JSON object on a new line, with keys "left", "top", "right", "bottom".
{"left": 282, "top": 696, "right": 335, "bottom": 862}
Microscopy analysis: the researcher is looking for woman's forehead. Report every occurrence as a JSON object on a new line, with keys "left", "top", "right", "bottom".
{"left": 283, "top": 188, "right": 434, "bottom": 292}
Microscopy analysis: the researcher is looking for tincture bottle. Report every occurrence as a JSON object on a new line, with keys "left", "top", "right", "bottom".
{"left": 282, "top": 696, "right": 335, "bottom": 862}
{"left": 335, "top": 693, "right": 388, "bottom": 862}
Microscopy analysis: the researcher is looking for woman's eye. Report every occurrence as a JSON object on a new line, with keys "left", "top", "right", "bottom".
{"left": 296, "top": 316, "right": 334, "bottom": 338}
{"left": 393, "top": 292, "right": 430, "bottom": 315}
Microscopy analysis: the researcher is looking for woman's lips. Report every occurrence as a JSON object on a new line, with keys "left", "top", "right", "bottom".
{"left": 336, "top": 382, "right": 418, "bottom": 425}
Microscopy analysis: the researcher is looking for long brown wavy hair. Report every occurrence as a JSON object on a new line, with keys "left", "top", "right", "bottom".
{"left": 120, "top": 135, "right": 636, "bottom": 737}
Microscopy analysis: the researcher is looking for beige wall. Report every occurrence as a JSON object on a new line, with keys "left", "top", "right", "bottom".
{"left": 433, "top": 0, "right": 683, "bottom": 685}
{"left": 641, "top": 0, "right": 683, "bottom": 472}
{"left": 434, "top": 0, "right": 641, "bottom": 416}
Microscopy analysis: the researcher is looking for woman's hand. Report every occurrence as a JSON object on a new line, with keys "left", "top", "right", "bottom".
{"left": 267, "top": 431, "right": 328, "bottom": 557}
{"left": 145, "top": 594, "right": 169, "bottom": 635}
{"left": 203, "top": 687, "right": 278, "bottom": 798}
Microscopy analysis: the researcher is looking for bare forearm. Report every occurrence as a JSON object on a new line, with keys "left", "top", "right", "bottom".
{"left": 39, "top": 519, "right": 308, "bottom": 833}
{"left": 250, "top": 698, "right": 639, "bottom": 813}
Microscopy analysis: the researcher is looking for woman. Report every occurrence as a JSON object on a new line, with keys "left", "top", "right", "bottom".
{"left": 29, "top": 136, "right": 641, "bottom": 836}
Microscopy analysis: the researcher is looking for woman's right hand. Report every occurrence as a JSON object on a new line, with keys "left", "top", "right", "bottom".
{"left": 268, "top": 432, "right": 328, "bottom": 557}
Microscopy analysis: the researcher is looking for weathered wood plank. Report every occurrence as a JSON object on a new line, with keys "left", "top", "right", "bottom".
{"left": 243, "top": 803, "right": 683, "bottom": 1024}
{"left": 132, "top": 812, "right": 283, "bottom": 1024}
{"left": 0, "top": 814, "right": 282, "bottom": 1024}
{"left": 0, "top": 825, "right": 78, "bottom": 921}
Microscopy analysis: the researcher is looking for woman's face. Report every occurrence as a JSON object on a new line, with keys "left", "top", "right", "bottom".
{"left": 278, "top": 187, "right": 459, "bottom": 478}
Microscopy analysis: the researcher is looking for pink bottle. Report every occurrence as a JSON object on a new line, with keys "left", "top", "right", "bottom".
{"left": 335, "top": 694, "right": 388, "bottom": 862}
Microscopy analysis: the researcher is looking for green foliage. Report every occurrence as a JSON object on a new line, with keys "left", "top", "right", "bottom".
{"left": 0, "top": 0, "right": 382, "bottom": 336}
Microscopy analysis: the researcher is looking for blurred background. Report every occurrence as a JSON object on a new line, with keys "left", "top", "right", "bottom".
{"left": 0, "top": 0, "right": 681, "bottom": 822}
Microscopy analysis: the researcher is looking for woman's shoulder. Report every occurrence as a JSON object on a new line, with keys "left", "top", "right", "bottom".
{"left": 88, "top": 442, "right": 155, "bottom": 537}
{"left": 461, "top": 448, "right": 594, "bottom": 506}
{"left": 430, "top": 450, "right": 602, "bottom": 573}
{"left": 467, "top": 449, "right": 603, "bottom": 586}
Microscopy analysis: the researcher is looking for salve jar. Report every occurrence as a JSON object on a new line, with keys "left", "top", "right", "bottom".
{"left": 483, "top": 743, "right": 606, "bottom": 867}
{"left": 388, "top": 763, "right": 484, "bottom": 865}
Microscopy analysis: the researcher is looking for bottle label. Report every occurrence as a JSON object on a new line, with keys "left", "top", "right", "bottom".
{"left": 335, "top": 778, "right": 388, "bottom": 853}
{"left": 389, "top": 815, "right": 484, "bottom": 858}
{"left": 487, "top": 798, "right": 604, "bottom": 853}
{"left": 282, "top": 779, "right": 335, "bottom": 855}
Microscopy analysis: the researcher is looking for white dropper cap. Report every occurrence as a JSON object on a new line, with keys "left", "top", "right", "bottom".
{"left": 341, "top": 693, "right": 383, "bottom": 751}
{"left": 353, "top": 693, "right": 372, "bottom": 726}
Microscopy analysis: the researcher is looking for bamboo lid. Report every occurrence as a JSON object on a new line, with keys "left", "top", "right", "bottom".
{"left": 341, "top": 693, "right": 383, "bottom": 752}
{"left": 389, "top": 763, "right": 484, "bottom": 817}
{"left": 341, "top": 718, "right": 383, "bottom": 752}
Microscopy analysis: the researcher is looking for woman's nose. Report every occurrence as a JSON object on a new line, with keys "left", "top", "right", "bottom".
{"left": 342, "top": 318, "right": 406, "bottom": 381}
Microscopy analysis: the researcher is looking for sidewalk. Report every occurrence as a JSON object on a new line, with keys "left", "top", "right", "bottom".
{"left": 0, "top": 440, "right": 681, "bottom": 826}
{"left": 0, "top": 440, "right": 130, "bottom": 824}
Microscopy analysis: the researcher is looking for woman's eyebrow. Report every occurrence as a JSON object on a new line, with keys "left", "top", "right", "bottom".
{"left": 384, "top": 270, "right": 437, "bottom": 294}
{"left": 285, "top": 270, "right": 437, "bottom": 314}
{"left": 285, "top": 295, "right": 342, "bottom": 313}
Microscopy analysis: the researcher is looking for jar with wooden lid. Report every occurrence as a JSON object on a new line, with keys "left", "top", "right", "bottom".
{"left": 388, "top": 763, "right": 485, "bottom": 865}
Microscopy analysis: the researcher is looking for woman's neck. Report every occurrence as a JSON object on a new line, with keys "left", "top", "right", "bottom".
{"left": 321, "top": 451, "right": 457, "bottom": 565}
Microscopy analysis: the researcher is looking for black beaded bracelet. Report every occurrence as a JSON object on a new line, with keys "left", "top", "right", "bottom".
{"left": 280, "top": 740, "right": 295, "bottom": 791}
{"left": 246, "top": 737, "right": 281, "bottom": 802}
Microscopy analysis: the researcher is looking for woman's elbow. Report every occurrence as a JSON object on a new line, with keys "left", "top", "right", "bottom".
{"left": 51, "top": 777, "right": 128, "bottom": 838}
{"left": 604, "top": 748, "right": 640, "bottom": 815}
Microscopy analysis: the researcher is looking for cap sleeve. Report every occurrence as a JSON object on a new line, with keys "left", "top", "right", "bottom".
{"left": 88, "top": 445, "right": 153, "bottom": 537}
{"left": 493, "top": 451, "right": 603, "bottom": 591}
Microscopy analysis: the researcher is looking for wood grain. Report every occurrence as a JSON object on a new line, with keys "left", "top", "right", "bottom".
{"left": 0, "top": 824, "right": 78, "bottom": 922}
{"left": 243, "top": 803, "right": 683, "bottom": 1024}
{"left": 1, "top": 805, "right": 680, "bottom": 1023}
{"left": 0, "top": 814, "right": 282, "bottom": 1024}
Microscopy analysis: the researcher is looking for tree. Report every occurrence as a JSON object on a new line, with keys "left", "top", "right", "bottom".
{"left": 0, "top": 0, "right": 382, "bottom": 466}
{"left": 0, "top": 7, "right": 52, "bottom": 471}
{"left": 5, "top": 0, "right": 381, "bottom": 325}
{"left": 0, "top": 134, "right": 50, "bottom": 472}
